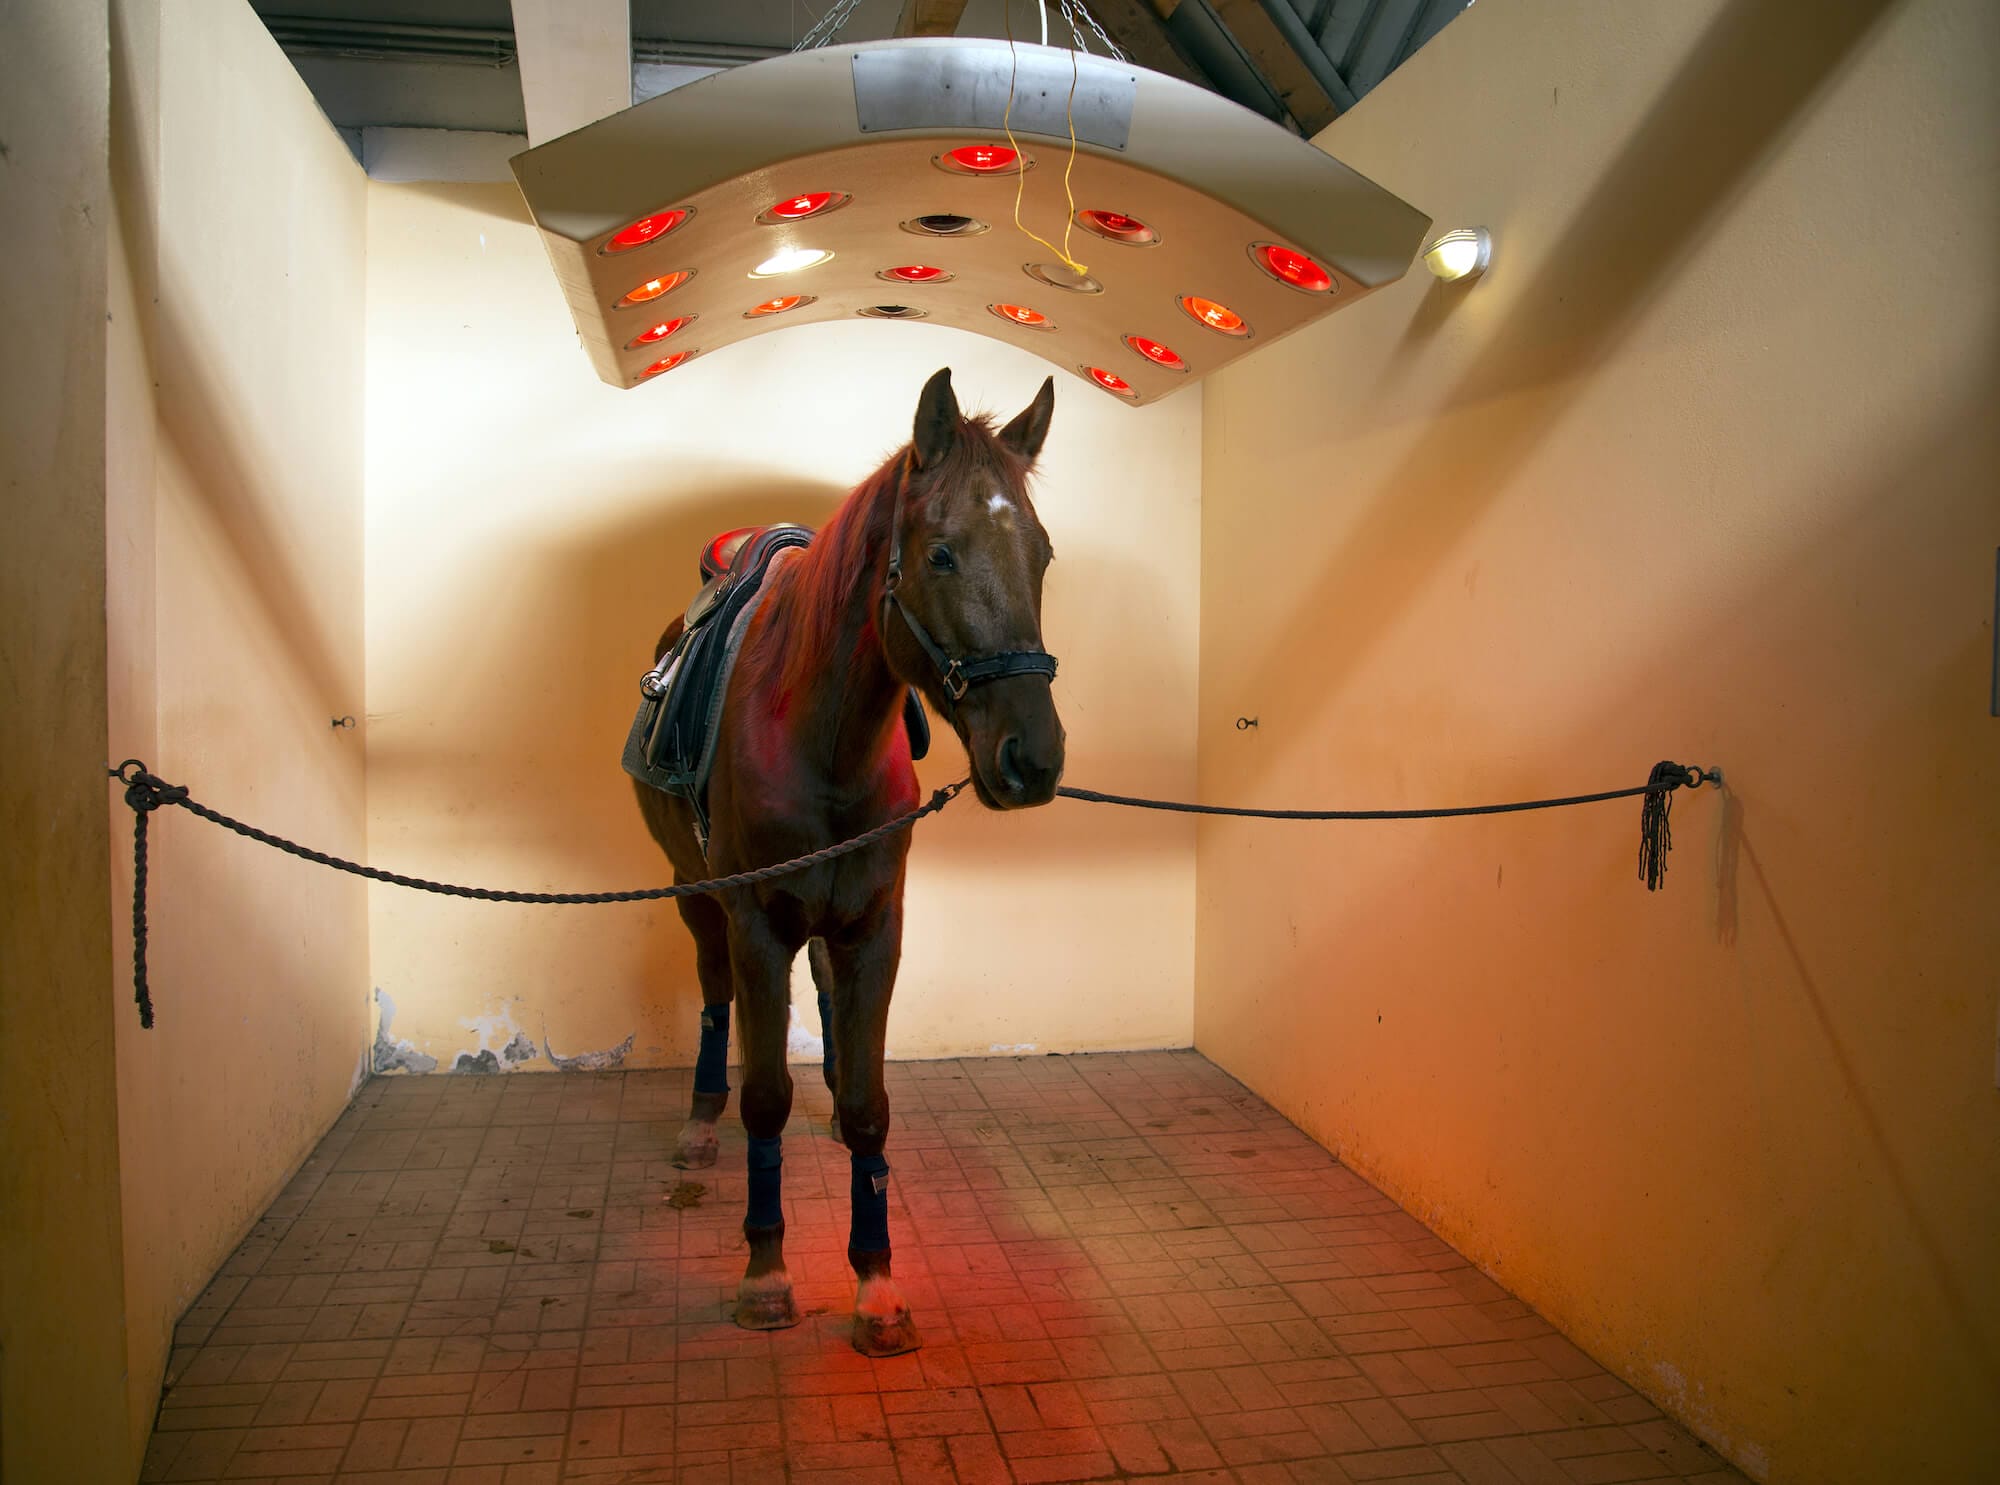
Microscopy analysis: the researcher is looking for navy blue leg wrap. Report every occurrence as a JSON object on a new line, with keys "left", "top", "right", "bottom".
{"left": 694, "top": 1002, "right": 730, "bottom": 1095}
{"left": 746, "top": 1135, "right": 784, "bottom": 1229}
{"left": 849, "top": 1152, "right": 890, "bottom": 1253}
{"left": 817, "top": 989, "right": 837, "bottom": 1086}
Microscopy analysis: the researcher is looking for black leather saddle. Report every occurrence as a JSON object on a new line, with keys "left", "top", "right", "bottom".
{"left": 622, "top": 524, "right": 931, "bottom": 845}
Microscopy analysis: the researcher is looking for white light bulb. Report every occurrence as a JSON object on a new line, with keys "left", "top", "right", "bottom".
{"left": 1421, "top": 227, "right": 1492, "bottom": 283}
{"left": 751, "top": 247, "right": 833, "bottom": 277}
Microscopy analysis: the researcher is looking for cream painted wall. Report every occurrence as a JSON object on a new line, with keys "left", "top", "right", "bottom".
{"left": 105, "top": 0, "right": 371, "bottom": 1445}
{"left": 363, "top": 183, "right": 1199, "bottom": 1076}
{"left": 1193, "top": 1, "right": 1999, "bottom": 1481}
{"left": 0, "top": 2, "right": 138, "bottom": 1478}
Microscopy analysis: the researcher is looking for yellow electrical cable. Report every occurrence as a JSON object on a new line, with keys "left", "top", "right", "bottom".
{"left": 1002, "top": 2, "right": 1089, "bottom": 278}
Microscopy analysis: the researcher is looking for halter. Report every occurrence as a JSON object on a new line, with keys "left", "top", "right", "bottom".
{"left": 880, "top": 451, "right": 1059, "bottom": 710}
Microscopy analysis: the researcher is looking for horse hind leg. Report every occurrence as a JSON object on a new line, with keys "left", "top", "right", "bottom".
{"left": 808, "top": 937, "right": 843, "bottom": 1145}
{"left": 673, "top": 893, "right": 732, "bottom": 1170}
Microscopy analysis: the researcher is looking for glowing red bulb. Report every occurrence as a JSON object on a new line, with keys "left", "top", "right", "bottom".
{"left": 1078, "top": 209, "right": 1157, "bottom": 244}
{"left": 1180, "top": 295, "right": 1248, "bottom": 336}
{"left": 640, "top": 352, "right": 693, "bottom": 378}
{"left": 628, "top": 316, "right": 692, "bottom": 347}
{"left": 604, "top": 208, "right": 689, "bottom": 253}
{"left": 618, "top": 271, "right": 692, "bottom": 306}
{"left": 990, "top": 303, "right": 1051, "bottom": 328}
{"left": 746, "top": 295, "right": 809, "bottom": 317}
{"left": 1086, "top": 366, "right": 1136, "bottom": 397}
{"left": 1125, "top": 335, "right": 1185, "bottom": 370}
{"left": 768, "top": 192, "right": 835, "bottom": 219}
{"left": 882, "top": 265, "right": 950, "bottom": 283}
{"left": 1255, "top": 243, "right": 1334, "bottom": 292}
{"left": 945, "top": 144, "right": 1018, "bottom": 173}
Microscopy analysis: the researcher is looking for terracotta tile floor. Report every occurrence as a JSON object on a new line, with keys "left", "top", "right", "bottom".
{"left": 142, "top": 1051, "right": 1744, "bottom": 1484}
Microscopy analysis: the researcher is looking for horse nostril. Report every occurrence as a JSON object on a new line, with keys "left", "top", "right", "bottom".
{"left": 997, "top": 736, "right": 1026, "bottom": 794}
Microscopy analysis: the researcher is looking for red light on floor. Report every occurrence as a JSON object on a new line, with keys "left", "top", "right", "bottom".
{"left": 1254, "top": 243, "right": 1334, "bottom": 292}
{"left": 881, "top": 265, "right": 951, "bottom": 284}
{"left": 1179, "top": 295, "right": 1250, "bottom": 336}
{"left": 627, "top": 316, "right": 692, "bottom": 347}
{"left": 1085, "top": 366, "right": 1137, "bottom": 398}
{"left": 990, "top": 303, "right": 1052, "bottom": 329}
{"left": 618, "top": 271, "right": 693, "bottom": 307}
{"left": 745, "top": 295, "right": 811, "bottom": 317}
{"left": 943, "top": 144, "right": 1019, "bottom": 174}
{"left": 604, "top": 208, "right": 689, "bottom": 253}
{"left": 1077, "top": 209, "right": 1158, "bottom": 245}
{"left": 1125, "top": 335, "right": 1185, "bottom": 370}
{"left": 640, "top": 352, "right": 694, "bottom": 378}
{"left": 758, "top": 191, "right": 848, "bottom": 224}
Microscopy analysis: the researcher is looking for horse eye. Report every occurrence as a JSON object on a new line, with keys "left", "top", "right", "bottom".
{"left": 927, "top": 544, "right": 956, "bottom": 572}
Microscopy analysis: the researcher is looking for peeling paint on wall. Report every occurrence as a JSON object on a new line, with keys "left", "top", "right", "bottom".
{"left": 544, "top": 1031, "right": 636, "bottom": 1072}
{"left": 372, "top": 990, "right": 438, "bottom": 1074}
{"left": 446, "top": 999, "right": 542, "bottom": 1074}
{"left": 989, "top": 1043, "right": 1038, "bottom": 1054}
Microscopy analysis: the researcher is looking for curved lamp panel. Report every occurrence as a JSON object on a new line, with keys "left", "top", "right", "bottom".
{"left": 510, "top": 39, "right": 1431, "bottom": 405}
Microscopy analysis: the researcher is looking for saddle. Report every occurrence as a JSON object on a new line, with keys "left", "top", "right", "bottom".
{"left": 622, "top": 524, "right": 931, "bottom": 848}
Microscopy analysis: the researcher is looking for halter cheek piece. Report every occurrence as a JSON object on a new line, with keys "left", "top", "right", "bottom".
{"left": 880, "top": 453, "right": 1059, "bottom": 710}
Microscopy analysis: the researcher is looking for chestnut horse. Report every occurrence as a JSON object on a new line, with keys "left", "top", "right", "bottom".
{"left": 634, "top": 368, "right": 1064, "bottom": 1355}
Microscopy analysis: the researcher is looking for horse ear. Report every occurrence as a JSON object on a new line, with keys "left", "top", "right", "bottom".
{"left": 999, "top": 376, "right": 1055, "bottom": 462}
{"left": 912, "top": 367, "right": 960, "bottom": 470}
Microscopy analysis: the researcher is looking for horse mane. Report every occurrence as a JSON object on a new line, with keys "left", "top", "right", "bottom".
{"left": 760, "top": 414, "right": 1019, "bottom": 698}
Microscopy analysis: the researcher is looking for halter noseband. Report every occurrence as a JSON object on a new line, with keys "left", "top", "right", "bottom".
{"left": 881, "top": 451, "right": 1059, "bottom": 710}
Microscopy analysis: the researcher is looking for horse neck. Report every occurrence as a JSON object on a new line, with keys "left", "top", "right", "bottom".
{"left": 761, "top": 461, "right": 907, "bottom": 787}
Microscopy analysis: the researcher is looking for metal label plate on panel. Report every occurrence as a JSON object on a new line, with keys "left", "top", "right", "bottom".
{"left": 853, "top": 44, "right": 1135, "bottom": 150}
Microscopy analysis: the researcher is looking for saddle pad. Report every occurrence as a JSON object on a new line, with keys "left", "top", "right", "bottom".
{"left": 623, "top": 529, "right": 810, "bottom": 805}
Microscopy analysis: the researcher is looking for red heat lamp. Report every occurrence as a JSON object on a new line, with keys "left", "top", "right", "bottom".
{"left": 640, "top": 351, "right": 695, "bottom": 377}
{"left": 603, "top": 208, "right": 690, "bottom": 253}
{"left": 1125, "top": 335, "right": 1186, "bottom": 371}
{"left": 627, "top": 316, "right": 693, "bottom": 347}
{"left": 745, "top": 295, "right": 812, "bottom": 317}
{"left": 759, "top": 191, "right": 847, "bottom": 223}
{"left": 1254, "top": 243, "right": 1334, "bottom": 293}
{"left": 941, "top": 144, "right": 1021, "bottom": 174}
{"left": 1085, "top": 366, "right": 1137, "bottom": 398}
{"left": 1180, "top": 295, "right": 1250, "bottom": 336}
{"left": 990, "top": 303, "right": 1052, "bottom": 329}
{"left": 618, "top": 271, "right": 693, "bottom": 307}
{"left": 880, "top": 265, "right": 951, "bottom": 284}
{"left": 1077, "top": 210, "right": 1158, "bottom": 245}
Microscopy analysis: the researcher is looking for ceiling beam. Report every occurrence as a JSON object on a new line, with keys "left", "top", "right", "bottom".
{"left": 1083, "top": 0, "right": 1215, "bottom": 91}
{"left": 1207, "top": 0, "right": 1345, "bottom": 132}
{"left": 894, "top": 0, "right": 970, "bottom": 37}
{"left": 510, "top": 0, "right": 632, "bottom": 147}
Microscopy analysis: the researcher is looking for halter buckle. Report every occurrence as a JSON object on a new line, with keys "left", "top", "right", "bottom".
{"left": 942, "top": 662, "right": 969, "bottom": 703}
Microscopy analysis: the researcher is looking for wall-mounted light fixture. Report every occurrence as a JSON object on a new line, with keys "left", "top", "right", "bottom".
{"left": 1422, "top": 227, "right": 1492, "bottom": 283}
{"left": 510, "top": 39, "right": 1434, "bottom": 405}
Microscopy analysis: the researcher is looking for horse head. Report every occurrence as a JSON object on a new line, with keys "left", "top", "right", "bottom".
{"left": 883, "top": 368, "right": 1065, "bottom": 810}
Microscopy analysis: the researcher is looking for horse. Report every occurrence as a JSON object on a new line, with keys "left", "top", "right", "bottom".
{"left": 633, "top": 367, "right": 1065, "bottom": 1356}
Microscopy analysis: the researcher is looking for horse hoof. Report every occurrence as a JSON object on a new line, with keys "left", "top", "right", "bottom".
{"left": 852, "top": 1307, "right": 921, "bottom": 1357}
{"left": 851, "top": 1273, "right": 920, "bottom": 1356}
{"left": 673, "top": 1120, "right": 718, "bottom": 1169}
{"left": 735, "top": 1272, "right": 800, "bottom": 1331}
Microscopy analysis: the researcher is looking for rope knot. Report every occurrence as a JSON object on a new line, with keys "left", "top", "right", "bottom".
{"left": 124, "top": 772, "right": 188, "bottom": 813}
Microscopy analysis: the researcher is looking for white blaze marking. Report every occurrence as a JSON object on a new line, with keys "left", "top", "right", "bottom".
{"left": 987, "top": 492, "right": 1014, "bottom": 515}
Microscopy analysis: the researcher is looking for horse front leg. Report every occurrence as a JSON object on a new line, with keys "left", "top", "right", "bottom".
{"left": 826, "top": 909, "right": 921, "bottom": 1356}
{"left": 673, "top": 892, "right": 733, "bottom": 1169}
{"left": 731, "top": 911, "right": 800, "bottom": 1330}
